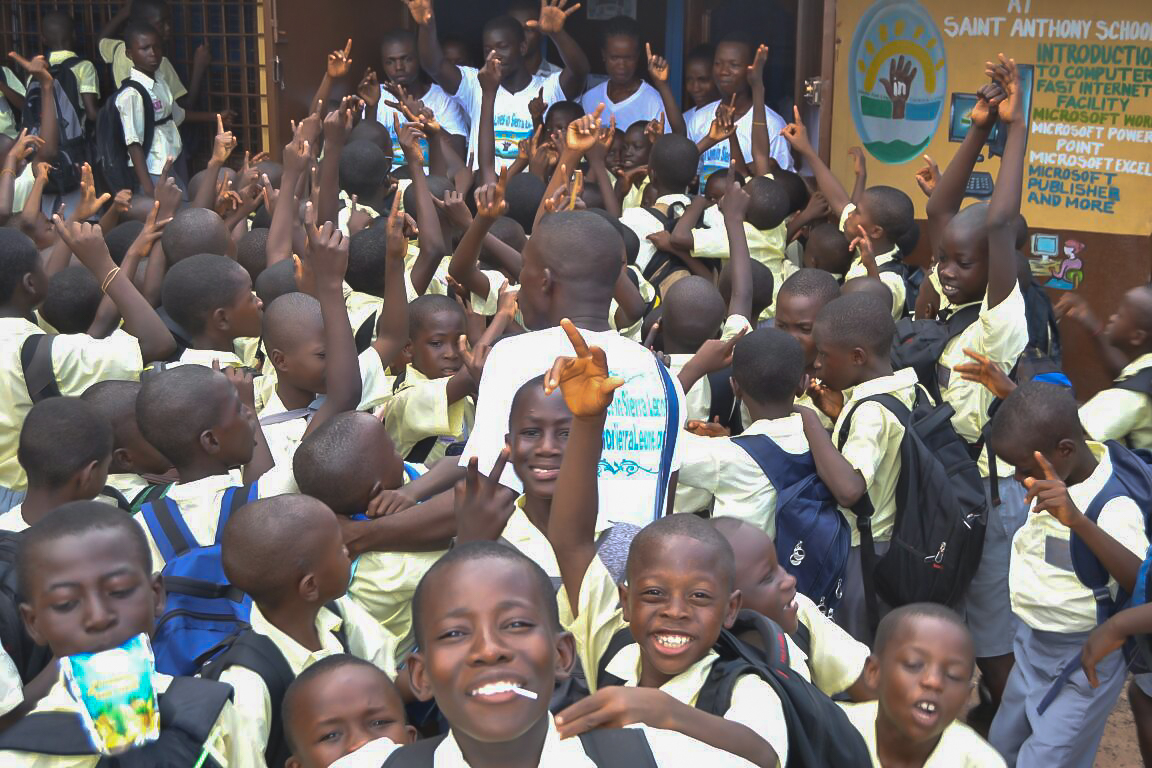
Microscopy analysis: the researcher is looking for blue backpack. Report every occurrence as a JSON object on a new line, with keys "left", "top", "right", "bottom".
{"left": 730, "top": 435, "right": 850, "bottom": 616}
{"left": 138, "top": 483, "right": 259, "bottom": 676}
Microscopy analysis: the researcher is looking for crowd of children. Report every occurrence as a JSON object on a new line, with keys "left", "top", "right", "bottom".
{"left": 0, "top": 3, "right": 1147, "bottom": 767}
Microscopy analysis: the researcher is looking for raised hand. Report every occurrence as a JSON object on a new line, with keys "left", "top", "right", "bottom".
{"left": 155, "top": 174, "right": 183, "bottom": 220}
{"left": 952, "top": 348, "right": 1016, "bottom": 400}
{"left": 478, "top": 50, "right": 502, "bottom": 93}
{"left": 403, "top": 0, "right": 434, "bottom": 25}
{"left": 454, "top": 452, "right": 518, "bottom": 544}
{"left": 848, "top": 224, "right": 878, "bottom": 277}
{"left": 1054, "top": 292, "right": 1101, "bottom": 334}
{"left": 780, "top": 105, "right": 813, "bottom": 154}
{"left": 914, "top": 154, "right": 940, "bottom": 197}
{"left": 848, "top": 146, "right": 866, "bottom": 177}
{"left": 527, "top": 0, "right": 581, "bottom": 36}
{"left": 748, "top": 43, "right": 769, "bottom": 90}
{"left": 718, "top": 176, "right": 751, "bottom": 220}
{"left": 9, "top": 52, "right": 50, "bottom": 84}
{"left": 357, "top": 68, "right": 381, "bottom": 107}
{"left": 708, "top": 97, "right": 737, "bottom": 142}
{"left": 544, "top": 319, "right": 624, "bottom": 418}
{"left": 644, "top": 111, "right": 663, "bottom": 144}
{"left": 52, "top": 218, "right": 111, "bottom": 270}
{"left": 305, "top": 210, "right": 350, "bottom": 291}
{"left": 474, "top": 168, "right": 510, "bottom": 219}
{"left": 969, "top": 82, "right": 1003, "bottom": 130}
{"left": 985, "top": 53, "right": 1020, "bottom": 124}
{"left": 193, "top": 40, "right": 211, "bottom": 70}
{"left": 646, "top": 43, "right": 669, "bottom": 83}
{"left": 879, "top": 55, "right": 917, "bottom": 120}
{"left": 212, "top": 113, "right": 237, "bottom": 164}
{"left": 566, "top": 103, "right": 605, "bottom": 155}
{"left": 112, "top": 189, "right": 133, "bottom": 214}
{"left": 383, "top": 188, "right": 408, "bottom": 265}
{"left": 1023, "top": 451, "right": 1083, "bottom": 529}
{"left": 72, "top": 164, "right": 111, "bottom": 222}
{"left": 327, "top": 39, "right": 353, "bottom": 79}
{"left": 4, "top": 129, "right": 44, "bottom": 173}
{"left": 528, "top": 87, "right": 547, "bottom": 126}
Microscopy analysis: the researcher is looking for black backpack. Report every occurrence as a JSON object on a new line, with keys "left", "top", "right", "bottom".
{"left": 383, "top": 727, "right": 658, "bottom": 767}
{"left": 837, "top": 390, "right": 987, "bottom": 628}
{"left": 20, "top": 334, "right": 61, "bottom": 404}
{"left": 707, "top": 366, "right": 743, "bottom": 434}
{"left": 0, "top": 530, "right": 52, "bottom": 685}
{"left": 21, "top": 57, "right": 91, "bottom": 195}
{"left": 198, "top": 603, "right": 350, "bottom": 768}
{"left": 890, "top": 304, "right": 981, "bottom": 401}
{"left": 641, "top": 204, "right": 693, "bottom": 295}
{"left": 94, "top": 79, "right": 170, "bottom": 193}
{"left": 0, "top": 675, "right": 233, "bottom": 766}
{"left": 876, "top": 258, "right": 923, "bottom": 318}
{"left": 595, "top": 612, "right": 870, "bottom": 768}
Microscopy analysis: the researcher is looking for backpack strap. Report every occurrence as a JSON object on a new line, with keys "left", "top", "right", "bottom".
{"left": 129, "top": 482, "right": 172, "bottom": 514}
{"left": 0, "top": 710, "right": 101, "bottom": 755}
{"left": 706, "top": 367, "right": 740, "bottom": 433}
{"left": 405, "top": 436, "right": 439, "bottom": 465}
{"left": 1114, "top": 368, "right": 1152, "bottom": 398}
{"left": 595, "top": 627, "right": 637, "bottom": 689}
{"left": 654, "top": 356, "right": 680, "bottom": 520}
{"left": 155, "top": 676, "right": 234, "bottom": 748}
{"left": 101, "top": 484, "right": 134, "bottom": 513}
{"left": 578, "top": 728, "right": 659, "bottom": 768}
{"left": 140, "top": 497, "right": 201, "bottom": 564}
{"left": 730, "top": 434, "right": 814, "bottom": 490}
{"left": 258, "top": 407, "right": 316, "bottom": 427}
{"left": 355, "top": 311, "right": 377, "bottom": 354}
{"left": 381, "top": 734, "right": 448, "bottom": 767}
{"left": 216, "top": 483, "right": 258, "bottom": 545}
{"left": 21, "top": 334, "right": 61, "bottom": 404}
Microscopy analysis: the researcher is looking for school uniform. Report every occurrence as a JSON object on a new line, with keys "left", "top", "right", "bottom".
{"left": 216, "top": 597, "right": 397, "bottom": 755}
{"left": 831, "top": 367, "right": 919, "bottom": 643}
{"left": 692, "top": 215, "right": 793, "bottom": 316}
{"left": 416, "top": 717, "right": 761, "bottom": 767}
{"left": 114, "top": 68, "right": 184, "bottom": 181}
{"left": 619, "top": 192, "right": 690, "bottom": 275}
{"left": 0, "top": 318, "right": 143, "bottom": 505}
{"left": 400, "top": 241, "right": 504, "bottom": 314}
{"left": 558, "top": 556, "right": 791, "bottom": 765}
{"left": 1079, "top": 352, "right": 1152, "bottom": 451}
{"left": 0, "top": 66, "right": 25, "bottom": 139}
{"left": 937, "top": 285, "right": 1030, "bottom": 659}
{"left": 103, "top": 472, "right": 154, "bottom": 509}
{"left": 989, "top": 441, "right": 1150, "bottom": 767}
{"left": 608, "top": 266, "right": 657, "bottom": 342}
{"left": 792, "top": 592, "right": 870, "bottom": 696}
{"left": 382, "top": 364, "right": 474, "bottom": 464}
{"left": 170, "top": 347, "right": 245, "bottom": 369}
{"left": 99, "top": 39, "right": 189, "bottom": 99}
{"left": 676, "top": 413, "right": 808, "bottom": 535}
{"left": 45, "top": 51, "right": 99, "bottom": 100}
{"left": 842, "top": 700, "right": 1006, "bottom": 768}
{"left": 0, "top": 670, "right": 262, "bottom": 767}
{"left": 838, "top": 203, "right": 906, "bottom": 321}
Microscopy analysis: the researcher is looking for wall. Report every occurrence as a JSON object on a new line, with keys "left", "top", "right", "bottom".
{"left": 829, "top": 0, "right": 1152, "bottom": 397}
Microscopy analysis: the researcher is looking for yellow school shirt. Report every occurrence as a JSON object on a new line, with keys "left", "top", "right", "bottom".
{"left": 794, "top": 593, "right": 869, "bottom": 696}
{"left": 0, "top": 66, "right": 25, "bottom": 139}
{"left": 0, "top": 318, "right": 143, "bottom": 491}
{"left": 840, "top": 700, "right": 1006, "bottom": 768}
{"left": 0, "top": 671, "right": 262, "bottom": 767}
{"left": 349, "top": 548, "right": 442, "bottom": 661}
{"left": 677, "top": 413, "right": 808, "bottom": 536}
{"left": 937, "top": 286, "right": 1028, "bottom": 478}
{"left": 692, "top": 212, "right": 793, "bottom": 316}
{"left": 216, "top": 597, "right": 398, "bottom": 755}
{"left": 499, "top": 495, "right": 617, "bottom": 581}
{"left": 795, "top": 388, "right": 836, "bottom": 431}
{"left": 1009, "top": 441, "right": 1150, "bottom": 633}
{"left": 832, "top": 368, "right": 919, "bottom": 545}
{"left": 171, "top": 347, "right": 245, "bottom": 369}
{"left": 839, "top": 203, "right": 906, "bottom": 321}
{"left": 1080, "top": 353, "right": 1152, "bottom": 451}
{"left": 114, "top": 69, "right": 183, "bottom": 176}
{"left": 557, "top": 556, "right": 791, "bottom": 765}
{"left": 45, "top": 51, "right": 99, "bottom": 97}
{"left": 609, "top": 265, "right": 657, "bottom": 341}
{"left": 105, "top": 472, "right": 152, "bottom": 505}
{"left": 345, "top": 287, "right": 384, "bottom": 344}
{"left": 430, "top": 715, "right": 762, "bottom": 767}
{"left": 99, "top": 38, "right": 188, "bottom": 100}
{"left": 382, "top": 365, "right": 474, "bottom": 464}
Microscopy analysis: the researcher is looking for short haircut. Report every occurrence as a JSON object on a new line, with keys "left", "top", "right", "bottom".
{"left": 873, "top": 602, "right": 972, "bottom": 660}
{"left": 347, "top": 121, "right": 392, "bottom": 156}
{"left": 778, "top": 267, "right": 841, "bottom": 307}
{"left": 104, "top": 221, "right": 145, "bottom": 266}
{"left": 585, "top": 207, "right": 638, "bottom": 265}
{"left": 263, "top": 292, "right": 321, "bottom": 353}
{"left": 509, "top": 373, "right": 552, "bottom": 430}
{"left": 773, "top": 169, "right": 811, "bottom": 214}
{"left": 41, "top": 11, "right": 74, "bottom": 41}
{"left": 0, "top": 228, "right": 40, "bottom": 303}
{"left": 840, "top": 276, "right": 893, "bottom": 306}
{"left": 411, "top": 541, "right": 558, "bottom": 647}
{"left": 718, "top": 259, "right": 774, "bottom": 319}
{"left": 282, "top": 654, "right": 401, "bottom": 753}
{"left": 626, "top": 513, "right": 735, "bottom": 590}
{"left": 815, "top": 292, "right": 895, "bottom": 355}
{"left": 745, "top": 176, "right": 791, "bottom": 231}
{"left": 686, "top": 42, "right": 715, "bottom": 64}
{"left": 18, "top": 501, "right": 152, "bottom": 595}
{"left": 988, "top": 381, "right": 1083, "bottom": 456}
{"left": 482, "top": 15, "right": 525, "bottom": 44}
{"left": 18, "top": 397, "right": 113, "bottom": 489}
{"left": 648, "top": 135, "right": 700, "bottom": 192}
{"left": 544, "top": 100, "right": 584, "bottom": 128}
{"left": 534, "top": 211, "right": 623, "bottom": 304}
{"left": 41, "top": 266, "right": 101, "bottom": 334}
{"left": 862, "top": 186, "right": 915, "bottom": 246}
{"left": 487, "top": 216, "right": 526, "bottom": 253}
{"left": 254, "top": 259, "right": 298, "bottom": 305}
{"left": 409, "top": 293, "right": 464, "bottom": 336}
{"left": 601, "top": 15, "right": 641, "bottom": 45}
{"left": 122, "top": 20, "right": 159, "bottom": 46}
{"left": 161, "top": 254, "right": 250, "bottom": 335}
{"left": 81, "top": 380, "right": 142, "bottom": 444}
{"left": 403, "top": 175, "right": 452, "bottom": 214}
{"left": 294, "top": 412, "right": 394, "bottom": 515}
{"left": 380, "top": 28, "right": 417, "bottom": 49}
{"left": 505, "top": 173, "right": 547, "bottom": 234}
{"left": 732, "top": 327, "right": 805, "bottom": 405}
{"left": 804, "top": 222, "right": 852, "bottom": 275}
{"left": 160, "top": 208, "right": 230, "bottom": 264}
{"left": 339, "top": 140, "right": 390, "bottom": 198}
{"left": 236, "top": 228, "right": 270, "bottom": 283}
{"left": 129, "top": 0, "right": 169, "bottom": 20}
{"left": 660, "top": 276, "right": 724, "bottom": 351}
{"left": 347, "top": 225, "right": 389, "bottom": 294}
{"left": 137, "top": 365, "right": 229, "bottom": 467}
{"left": 221, "top": 494, "right": 336, "bottom": 602}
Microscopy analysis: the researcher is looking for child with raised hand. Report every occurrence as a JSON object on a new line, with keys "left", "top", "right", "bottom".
{"left": 780, "top": 107, "right": 913, "bottom": 320}
{"left": 544, "top": 320, "right": 786, "bottom": 767}
{"left": 984, "top": 382, "right": 1149, "bottom": 766}
{"left": 204, "top": 494, "right": 399, "bottom": 767}
{"left": 0, "top": 221, "right": 174, "bottom": 510}
{"left": 0, "top": 502, "right": 262, "bottom": 764}
{"left": 579, "top": 18, "right": 677, "bottom": 136}
{"left": 840, "top": 604, "right": 1005, "bottom": 767}
{"left": 282, "top": 654, "right": 416, "bottom": 768}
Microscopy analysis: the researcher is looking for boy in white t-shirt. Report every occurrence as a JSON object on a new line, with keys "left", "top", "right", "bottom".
{"left": 406, "top": 0, "right": 589, "bottom": 169}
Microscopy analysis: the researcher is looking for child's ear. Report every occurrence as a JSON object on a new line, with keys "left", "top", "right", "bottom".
{"left": 112, "top": 447, "right": 134, "bottom": 473}
{"left": 723, "top": 588, "right": 742, "bottom": 629}
{"left": 286, "top": 757, "right": 302, "bottom": 768}
{"left": 553, "top": 630, "right": 577, "bottom": 681}
{"left": 268, "top": 348, "right": 286, "bottom": 371}
{"left": 211, "top": 306, "right": 230, "bottom": 332}
{"left": 730, "top": 377, "right": 743, "bottom": 402}
{"left": 200, "top": 427, "right": 221, "bottom": 456}
{"left": 850, "top": 345, "right": 868, "bottom": 367}
{"left": 407, "top": 652, "right": 436, "bottom": 702}
{"left": 298, "top": 572, "right": 320, "bottom": 603}
{"left": 1056, "top": 438, "right": 1077, "bottom": 462}
{"left": 76, "top": 459, "right": 106, "bottom": 498}
{"left": 151, "top": 572, "right": 166, "bottom": 617}
{"left": 20, "top": 602, "right": 44, "bottom": 646}
{"left": 863, "top": 653, "right": 881, "bottom": 690}
{"left": 867, "top": 223, "right": 885, "bottom": 243}
{"left": 403, "top": 724, "right": 419, "bottom": 743}
{"left": 618, "top": 583, "right": 631, "bottom": 623}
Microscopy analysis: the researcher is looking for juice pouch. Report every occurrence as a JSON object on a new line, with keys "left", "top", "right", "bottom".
{"left": 61, "top": 633, "right": 161, "bottom": 755}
